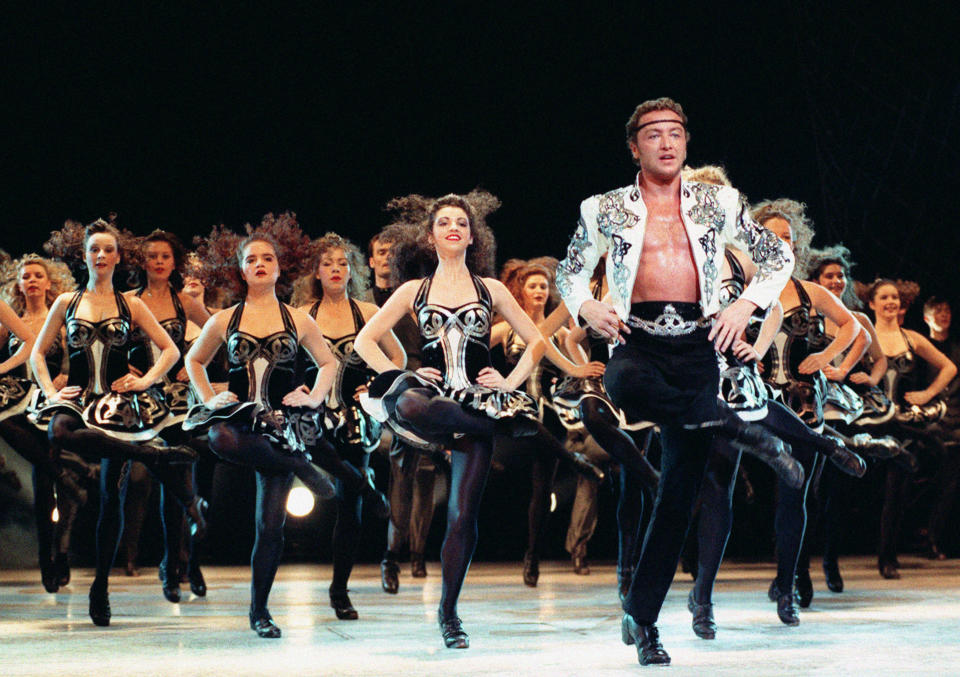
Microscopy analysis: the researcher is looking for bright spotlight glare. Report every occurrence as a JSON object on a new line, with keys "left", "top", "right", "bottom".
{"left": 286, "top": 487, "right": 315, "bottom": 517}
{"left": 550, "top": 492, "right": 557, "bottom": 513}
{"left": 51, "top": 507, "right": 60, "bottom": 523}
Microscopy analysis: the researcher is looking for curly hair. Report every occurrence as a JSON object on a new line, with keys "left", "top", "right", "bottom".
{"left": 682, "top": 164, "right": 732, "bottom": 187}
{"left": 751, "top": 198, "right": 815, "bottom": 273}
{"left": 862, "top": 278, "right": 899, "bottom": 306}
{"left": 894, "top": 279, "right": 921, "bottom": 312}
{"left": 136, "top": 229, "right": 188, "bottom": 291}
{"left": 0, "top": 254, "right": 77, "bottom": 314}
{"left": 43, "top": 216, "right": 141, "bottom": 289}
{"left": 291, "top": 232, "right": 370, "bottom": 306}
{"left": 625, "top": 97, "right": 690, "bottom": 163}
{"left": 500, "top": 258, "right": 559, "bottom": 315}
{"left": 804, "top": 243, "right": 861, "bottom": 309}
{"left": 192, "top": 212, "right": 315, "bottom": 303}
{"left": 384, "top": 189, "right": 499, "bottom": 285}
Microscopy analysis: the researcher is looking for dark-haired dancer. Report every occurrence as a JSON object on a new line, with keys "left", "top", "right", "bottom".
{"left": 294, "top": 232, "right": 398, "bottom": 620}
{"left": 556, "top": 98, "right": 794, "bottom": 665}
{"left": 0, "top": 254, "right": 91, "bottom": 591}
{"left": 31, "top": 219, "right": 205, "bottom": 627}
{"left": 125, "top": 230, "right": 212, "bottom": 602}
{"left": 356, "top": 191, "right": 545, "bottom": 649}
{"left": 185, "top": 232, "right": 338, "bottom": 638}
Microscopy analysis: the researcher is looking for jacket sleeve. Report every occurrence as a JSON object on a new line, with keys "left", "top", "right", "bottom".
{"left": 727, "top": 192, "right": 795, "bottom": 310}
{"left": 556, "top": 196, "right": 607, "bottom": 325}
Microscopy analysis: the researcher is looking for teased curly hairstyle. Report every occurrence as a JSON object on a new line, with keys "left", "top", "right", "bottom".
{"left": 291, "top": 232, "right": 370, "bottom": 306}
{"left": 751, "top": 198, "right": 815, "bottom": 273}
{"left": 625, "top": 97, "right": 690, "bottom": 164}
{"left": 682, "top": 164, "right": 731, "bottom": 187}
{"left": 500, "top": 258, "right": 559, "bottom": 315}
{"left": 384, "top": 189, "right": 499, "bottom": 285}
{"left": 804, "top": 243, "right": 861, "bottom": 309}
{"left": 0, "top": 254, "right": 77, "bottom": 314}
{"left": 43, "top": 216, "right": 141, "bottom": 288}
{"left": 894, "top": 279, "right": 921, "bottom": 312}
{"left": 135, "top": 229, "right": 188, "bottom": 291}
{"left": 192, "top": 212, "right": 315, "bottom": 304}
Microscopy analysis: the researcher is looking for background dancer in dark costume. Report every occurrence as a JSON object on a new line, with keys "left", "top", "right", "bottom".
{"left": 126, "top": 230, "right": 212, "bottom": 603}
{"left": 868, "top": 279, "right": 956, "bottom": 579}
{"left": 556, "top": 98, "right": 795, "bottom": 666}
{"left": 0, "top": 254, "right": 91, "bottom": 592}
{"left": 370, "top": 226, "right": 443, "bottom": 593}
{"left": 492, "top": 257, "right": 606, "bottom": 587}
{"left": 185, "top": 229, "right": 338, "bottom": 638}
{"left": 355, "top": 190, "right": 545, "bottom": 649}
{"left": 31, "top": 219, "right": 204, "bottom": 627}
{"left": 294, "top": 232, "right": 398, "bottom": 620}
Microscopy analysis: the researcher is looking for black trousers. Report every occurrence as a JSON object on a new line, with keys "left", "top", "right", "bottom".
{"left": 604, "top": 305, "right": 719, "bottom": 624}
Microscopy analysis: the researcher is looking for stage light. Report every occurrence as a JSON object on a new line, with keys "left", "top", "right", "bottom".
{"left": 286, "top": 486, "right": 315, "bottom": 517}
{"left": 51, "top": 507, "right": 59, "bottom": 523}
{"left": 550, "top": 492, "right": 557, "bottom": 513}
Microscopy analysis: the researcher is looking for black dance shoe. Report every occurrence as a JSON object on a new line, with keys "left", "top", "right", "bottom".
{"left": 186, "top": 497, "right": 209, "bottom": 541}
{"left": 823, "top": 559, "right": 844, "bottom": 593}
{"left": 795, "top": 568, "right": 814, "bottom": 608}
{"left": 439, "top": 615, "right": 469, "bottom": 649}
{"left": 411, "top": 553, "right": 427, "bottom": 578}
{"left": 158, "top": 556, "right": 181, "bottom": 604}
{"left": 572, "top": 553, "right": 591, "bottom": 576}
{"left": 621, "top": 614, "right": 670, "bottom": 665}
{"left": 768, "top": 580, "right": 799, "bottom": 626}
{"left": 687, "top": 589, "right": 716, "bottom": 640}
{"left": 249, "top": 610, "right": 282, "bottom": 638}
{"left": 923, "top": 537, "right": 947, "bottom": 561}
{"left": 522, "top": 551, "right": 539, "bottom": 587}
{"left": 362, "top": 468, "right": 391, "bottom": 520}
{"left": 721, "top": 415, "right": 803, "bottom": 489}
{"left": 330, "top": 591, "right": 359, "bottom": 620}
{"left": 380, "top": 558, "right": 400, "bottom": 594}
{"left": 89, "top": 582, "right": 111, "bottom": 627}
{"left": 40, "top": 558, "right": 59, "bottom": 594}
{"left": 827, "top": 440, "right": 867, "bottom": 477}
{"left": 879, "top": 561, "right": 901, "bottom": 579}
{"left": 188, "top": 565, "right": 207, "bottom": 597}
{"left": 54, "top": 553, "right": 71, "bottom": 587}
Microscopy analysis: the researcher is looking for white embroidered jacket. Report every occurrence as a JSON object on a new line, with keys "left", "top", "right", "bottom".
{"left": 556, "top": 175, "right": 795, "bottom": 324}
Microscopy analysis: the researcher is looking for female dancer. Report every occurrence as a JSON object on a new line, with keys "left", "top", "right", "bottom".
{"left": 750, "top": 199, "right": 862, "bottom": 626}
{"left": 125, "top": 230, "right": 211, "bottom": 602}
{"left": 294, "top": 232, "right": 398, "bottom": 620}
{"left": 31, "top": 219, "right": 205, "bottom": 627}
{"left": 868, "top": 279, "right": 956, "bottom": 579}
{"left": 355, "top": 191, "right": 545, "bottom": 648}
{"left": 0, "top": 254, "right": 91, "bottom": 591}
{"left": 185, "top": 231, "right": 338, "bottom": 638}
{"left": 491, "top": 257, "right": 606, "bottom": 586}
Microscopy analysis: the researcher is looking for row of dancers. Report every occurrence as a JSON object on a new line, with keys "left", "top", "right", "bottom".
{"left": 0, "top": 170, "right": 957, "bottom": 659}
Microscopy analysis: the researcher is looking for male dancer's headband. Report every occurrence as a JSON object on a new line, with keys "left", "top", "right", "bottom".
{"left": 630, "top": 118, "right": 688, "bottom": 134}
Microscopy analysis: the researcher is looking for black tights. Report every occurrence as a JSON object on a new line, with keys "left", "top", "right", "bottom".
{"left": 439, "top": 436, "right": 493, "bottom": 622}
{"left": 581, "top": 398, "right": 658, "bottom": 489}
{"left": 396, "top": 388, "right": 500, "bottom": 441}
{"left": 692, "top": 440, "right": 740, "bottom": 604}
{"left": 311, "top": 441, "right": 368, "bottom": 594}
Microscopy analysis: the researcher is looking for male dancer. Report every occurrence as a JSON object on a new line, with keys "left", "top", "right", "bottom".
{"left": 557, "top": 97, "right": 795, "bottom": 665}
{"left": 370, "top": 227, "right": 443, "bottom": 591}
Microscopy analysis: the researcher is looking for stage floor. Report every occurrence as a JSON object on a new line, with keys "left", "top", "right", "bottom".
{"left": 2, "top": 556, "right": 959, "bottom": 675}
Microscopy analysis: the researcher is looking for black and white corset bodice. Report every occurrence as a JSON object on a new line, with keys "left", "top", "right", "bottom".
{"left": 7, "top": 327, "right": 63, "bottom": 379}
{"left": 306, "top": 298, "right": 372, "bottom": 409}
{"left": 505, "top": 327, "right": 560, "bottom": 400}
{"left": 718, "top": 250, "right": 745, "bottom": 311}
{"left": 129, "top": 285, "right": 187, "bottom": 375}
{"left": 226, "top": 300, "right": 298, "bottom": 409}
{"left": 884, "top": 331, "right": 920, "bottom": 404}
{"left": 415, "top": 273, "right": 492, "bottom": 391}
{"left": 754, "top": 278, "right": 829, "bottom": 387}
{"left": 64, "top": 290, "right": 133, "bottom": 398}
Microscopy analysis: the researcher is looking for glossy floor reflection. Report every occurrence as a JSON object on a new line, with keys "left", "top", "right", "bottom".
{"left": 2, "top": 556, "right": 960, "bottom": 675}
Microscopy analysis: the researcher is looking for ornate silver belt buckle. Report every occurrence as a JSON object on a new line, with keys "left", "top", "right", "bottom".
{"left": 627, "top": 304, "right": 710, "bottom": 336}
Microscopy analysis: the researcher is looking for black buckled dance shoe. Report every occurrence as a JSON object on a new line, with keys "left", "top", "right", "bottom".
{"left": 768, "top": 580, "right": 800, "bottom": 626}
{"left": 380, "top": 558, "right": 400, "bottom": 594}
{"left": 687, "top": 589, "right": 716, "bottom": 639}
{"left": 158, "top": 556, "right": 181, "bottom": 604}
{"left": 621, "top": 614, "right": 670, "bottom": 665}
{"left": 188, "top": 564, "right": 207, "bottom": 597}
{"left": 826, "top": 440, "right": 867, "bottom": 477}
{"left": 249, "top": 610, "right": 282, "bottom": 638}
{"left": 795, "top": 568, "right": 814, "bottom": 608}
{"left": 89, "top": 581, "right": 111, "bottom": 627}
{"left": 522, "top": 551, "right": 539, "bottom": 587}
{"left": 823, "top": 559, "right": 844, "bottom": 593}
{"left": 40, "top": 558, "right": 59, "bottom": 594}
{"left": 330, "top": 591, "right": 359, "bottom": 620}
{"left": 439, "top": 615, "right": 469, "bottom": 649}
